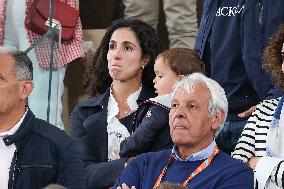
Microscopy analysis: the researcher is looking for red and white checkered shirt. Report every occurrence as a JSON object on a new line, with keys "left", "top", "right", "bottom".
{"left": 0, "top": 0, "right": 84, "bottom": 69}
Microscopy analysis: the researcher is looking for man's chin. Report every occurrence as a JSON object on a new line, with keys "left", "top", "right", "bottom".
{"left": 172, "top": 138, "right": 190, "bottom": 146}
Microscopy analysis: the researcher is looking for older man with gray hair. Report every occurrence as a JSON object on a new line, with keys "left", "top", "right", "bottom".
{"left": 114, "top": 73, "right": 253, "bottom": 189}
{"left": 0, "top": 48, "right": 86, "bottom": 189}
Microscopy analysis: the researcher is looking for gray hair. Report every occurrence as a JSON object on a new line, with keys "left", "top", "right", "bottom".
{"left": 0, "top": 47, "right": 33, "bottom": 81}
{"left": 172, "top": 73, "right": 228, "bottom": 137}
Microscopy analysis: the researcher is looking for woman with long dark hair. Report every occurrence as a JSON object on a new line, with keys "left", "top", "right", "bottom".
{"left": 71, "top": 19, "right": 162, "bottom": 188}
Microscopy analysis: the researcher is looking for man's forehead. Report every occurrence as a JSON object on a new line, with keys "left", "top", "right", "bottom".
{"left": 173, "top": 84, "right": 210, "bottom": 101}
{"left": 0, "top": 53, "right": 16, "bottom": 72}
{"left": 0, "top": 53, "right": 15, "bottom": 62}
{"left": 177, "top": 83, "right": 208, "bottom": 94}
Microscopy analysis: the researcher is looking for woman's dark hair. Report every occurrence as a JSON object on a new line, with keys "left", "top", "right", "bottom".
{"left": 83, "top": 19, "right": 163, "bottom": 96}
{"left": 263, "top": 23, "right": 284, "bottom": 91}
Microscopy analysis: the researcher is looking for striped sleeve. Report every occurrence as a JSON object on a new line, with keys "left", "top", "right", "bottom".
{"left": 232, "top": 99, "right": 279, "bottom": 163}
{"left": 270, "top": 160, "right": 284, "bottom": 187}
{"left": 232, "top": 112, "right": 256, "bottom": 163}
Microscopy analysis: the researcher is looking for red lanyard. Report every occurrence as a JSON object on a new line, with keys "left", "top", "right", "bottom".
{"left": 153, "top": 146, "right": 219, "bottom": 188}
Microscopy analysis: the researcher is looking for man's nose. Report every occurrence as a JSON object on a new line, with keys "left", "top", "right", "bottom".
{"left": 172, "top": 105, "right": 187, "bottom": 118}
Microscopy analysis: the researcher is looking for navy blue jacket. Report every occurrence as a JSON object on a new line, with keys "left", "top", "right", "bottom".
{"left": 3, "top": 109, "right": 86, "bottom": 189}
{"left": 70, "top": 86, "right": 155, "bottom": 189}
{"left": 119, "top": 100, "right": 173, "bottom": 158}
{"left": 195, "top": 0, "right": 284, "bottom": 120}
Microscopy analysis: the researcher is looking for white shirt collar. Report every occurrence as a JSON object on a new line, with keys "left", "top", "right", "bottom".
{"left": 107, "top": 86, "right": 142, "bottom": 122}
{"left": 127, "top": 86, "right": 142, "bottom": 111}
{"left": 0, "top": 109, "right": 28, "bottom": 137}
{"left": 149, "top": 93, "right": 172, "bottom": 108}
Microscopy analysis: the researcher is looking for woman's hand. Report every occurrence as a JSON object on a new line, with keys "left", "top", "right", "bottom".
{"left": 238, "top": 106, "right": 256, "bottom": 118}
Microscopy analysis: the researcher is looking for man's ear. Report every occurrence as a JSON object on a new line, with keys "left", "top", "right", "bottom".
{"left": 211, "top": 110, "right": 225, "bottom": 131}
{"left": 19, "top": 80, "right": 34, "bottom": 101}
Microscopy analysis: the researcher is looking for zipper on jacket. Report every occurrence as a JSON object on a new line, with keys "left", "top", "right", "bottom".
{"left": 17, "top": 164, "right": 55, "bottom": 171}
{"left": 9, "top": 149, "right": 19, "bottom": 189}
{"left": 258, "top": 0, "right": 264, "bottom": 33}
{"left": 8, "top": 152, "right": 55, "bottom": 189}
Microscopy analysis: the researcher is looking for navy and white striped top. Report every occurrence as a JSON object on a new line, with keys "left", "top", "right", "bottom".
{"left": 232, "top": 98, "right": 284, "bottom": 188}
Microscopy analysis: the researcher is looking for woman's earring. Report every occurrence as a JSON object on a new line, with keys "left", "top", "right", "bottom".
{"left": 141, "top": 65, "right": 145, "bottom": 69}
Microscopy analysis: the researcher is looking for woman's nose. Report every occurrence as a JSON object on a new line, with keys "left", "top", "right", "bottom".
{"left": 113, "top": 47, "right": 122, "bottom": 59}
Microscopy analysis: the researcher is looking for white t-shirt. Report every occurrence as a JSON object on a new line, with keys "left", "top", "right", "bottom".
{"left": 0, "top": 110, "right": 27, "bottom": 189}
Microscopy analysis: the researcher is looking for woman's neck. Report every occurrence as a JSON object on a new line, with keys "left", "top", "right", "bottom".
{"left": 111, "top": 80, "right": 141, "bottom": 101}
{"left": 111, "top": 80, "right": 141, "bottom": 119}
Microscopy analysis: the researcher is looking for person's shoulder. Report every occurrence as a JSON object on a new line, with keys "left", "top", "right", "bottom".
{"left": 148, "top": 104, "right": 170, "bottom": 116}
{"left": 141, "top": 101, "right": 170, "bottom": 115}
{"left": 212, "top": 152, "right": 253, "bottom": 177}
{"left": 260, "top": 98, "right": 279, "bottom": 107}
{"left": 139, "top": 94, "right": 171, "bottom": 114}
{"left": 72, "top": 92, "right": 110, "bottom": 117}
{"left": 75, "top": 95, "right": 104, "bottom": 109}
{"left": 135, "top": 149, "right": 171, "bottom": 162}
{"left": 75, "top": 88, "right": 111, "bottom": 109}
{"left": 31, "top": 118, "right": 74, "bottom": 150}
{"left": 134, "top": 99, "right": 170, "bottom": 128}
{"left": 253, "top": 98, "right": 279, "bottom": 116}
{"left": 127, "top": 150, "right": 172, "bottom": 174}
{"left": 212, "top": 152, "right": 254, "bottom": 187}
{"left": 215, "top": 151, "right": 251, "bottom": 169}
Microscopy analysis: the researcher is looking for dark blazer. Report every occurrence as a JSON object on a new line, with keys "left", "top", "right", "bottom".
{"left": 4, "top": 109, "right": 86, "bottom": 189}
{"left": 70, "top": 86, "right": 155, "bottom": 189}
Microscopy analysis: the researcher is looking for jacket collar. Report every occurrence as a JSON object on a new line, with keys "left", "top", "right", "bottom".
{"left": 3, "top": 108, "right": 35, "bottom": 146}
{"left": 79, "top": 88, "right": 111, "bottom": 108}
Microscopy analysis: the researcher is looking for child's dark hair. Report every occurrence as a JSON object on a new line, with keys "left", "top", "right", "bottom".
{"left": 156, "top": 48, "right": 205, "bottom": 76}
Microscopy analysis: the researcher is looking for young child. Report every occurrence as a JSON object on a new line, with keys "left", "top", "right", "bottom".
{"left": 119, "top": 48, "right": 205, "bottom": 158}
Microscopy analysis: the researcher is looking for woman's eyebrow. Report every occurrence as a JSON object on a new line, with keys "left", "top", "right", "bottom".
{"left": 122, "top": 41, "right": 137, "bottom": 47}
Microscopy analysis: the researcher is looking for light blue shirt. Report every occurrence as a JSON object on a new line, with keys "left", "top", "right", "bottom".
{"left": 171, "top": 141, "right": 216, "bottom": 161}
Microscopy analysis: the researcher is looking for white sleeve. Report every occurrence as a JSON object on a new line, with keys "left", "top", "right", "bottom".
{"left": 254, "top": 156, "right": 283, "bottom": 189}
